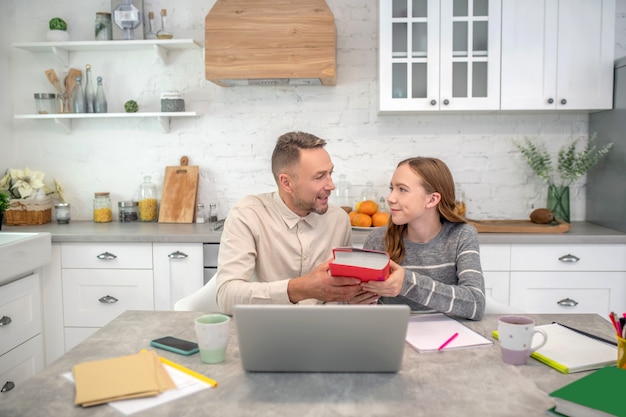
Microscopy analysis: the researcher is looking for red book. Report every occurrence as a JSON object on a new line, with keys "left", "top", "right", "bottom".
{"left": 329, "top": 248, "right": 390, "bottom": 281}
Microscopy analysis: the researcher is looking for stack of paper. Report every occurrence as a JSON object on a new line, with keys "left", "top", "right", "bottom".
{"left": 72, "top": 350, "right": 176, "bottom": 407}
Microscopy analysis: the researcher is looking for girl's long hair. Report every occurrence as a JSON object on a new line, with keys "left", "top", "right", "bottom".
{"left": 384, "top": 157, "right": 466, "bottom": 263}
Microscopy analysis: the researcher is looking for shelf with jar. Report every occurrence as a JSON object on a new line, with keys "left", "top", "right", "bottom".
{"left": 13, "top": 111, "right": 198, "bottom": 134}
{"left": 12, "top": 39, "right": 202, "bottom": 66}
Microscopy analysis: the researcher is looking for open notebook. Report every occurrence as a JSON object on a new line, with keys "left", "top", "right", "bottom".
{"left": 405, "top": 313, "right": 493, "bottom": 352}
{"left": 492, "top": 322, "right": 617, "bottom": 374}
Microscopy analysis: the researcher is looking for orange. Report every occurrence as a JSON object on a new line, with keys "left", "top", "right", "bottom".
{"left": 348, "top": 210, "right": 358, "bottom": 223}
{"left": 352, "top": 213, "right": 373, "bottom": 227}
{"left": 358, "top": 200, "right": 379, "bottom": 216}
{"left": 372, "top": 211, "right": 389, "bottom": 227}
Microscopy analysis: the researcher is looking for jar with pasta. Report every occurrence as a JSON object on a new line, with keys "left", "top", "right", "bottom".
{"left": 138, "top": 175, "right": 158, "bottom": 222}
{"left": 93, "top": 192, "right": 112, "bottom": 223}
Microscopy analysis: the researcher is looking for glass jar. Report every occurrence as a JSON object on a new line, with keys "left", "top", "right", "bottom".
{"left": 138, "top": 176, "right": 158, "bottom": 222}
{"left": 54, "top": 203, "right": 71, "bottom": 224}
{"left": 93, "top": 192, "right": 112, "bottom": 223}
{"left": 34, "top": 93, "right": 57, "bottom": 114}
{"left": 95, "top": 12, "right": 113, "bottom": 41}
{"left": 118, "top": 201, "right": 139, "bottom": 222}
{"left": 196, "top": 203, "right": 206, "bottom": 223}
{"left": 361, "top": 181, "right": 378, "bottom": 202}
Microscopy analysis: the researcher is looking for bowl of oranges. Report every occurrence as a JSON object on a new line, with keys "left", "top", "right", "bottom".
{"left": 344, "top": 200, "right": 390, "bottom": 229}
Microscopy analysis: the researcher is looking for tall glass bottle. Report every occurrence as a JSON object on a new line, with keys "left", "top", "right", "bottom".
{"left": 156, "top": 9, "right": 173, "bottom": 39}
{"left": 94, "top": 76, "right": 108, "bottom": 113}
{"left": 145, "top": 11, "right": 157, "bottom": 39}
{"left": 71, "top": 77, "right": 86, "bottom": 113}
{"left": 84, "top": 64, "right": 95, "bottom": 113}
{"left": 138, "top": 175, "right": 158, "bottom": 222}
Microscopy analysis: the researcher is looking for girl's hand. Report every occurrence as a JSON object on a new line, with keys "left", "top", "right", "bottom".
{"left": 360, "top": 260, "right": 404, "bottom": 297}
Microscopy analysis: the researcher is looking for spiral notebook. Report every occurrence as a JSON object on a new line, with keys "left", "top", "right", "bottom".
{"left": 493, "top": 322, "right": 617, "bottom": 374}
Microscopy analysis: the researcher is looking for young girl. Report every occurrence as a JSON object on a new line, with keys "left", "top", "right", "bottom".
{"left": 356, "top": 157, "right": 485, "bottom": 320}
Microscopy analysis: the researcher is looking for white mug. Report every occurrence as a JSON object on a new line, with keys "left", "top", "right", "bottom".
{"left": 497, "top": 315, "right": 548, "bottom": 365}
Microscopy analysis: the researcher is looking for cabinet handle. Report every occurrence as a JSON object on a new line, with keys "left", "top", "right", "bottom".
{"left": 443, "top": 99, "right": 449, "bottom": 105}
{"left": 97, "top": 251, "right": 117, "bottom": 260}
{"left": 0, "top": 316, "right": 12, "bottom": 326}
{"left": 168, "top": 250, "right": 188, "bottom": 259}
{"left": 547, "top": 98, "right": 554, "bottom": 104}
{"left": 1, "top": 381, "right": 15, "bottom": 393}
{"left": 560, "top": 98, "right": 567, "bottom": 105}
{"left": 99, "top": 295, "right": 119, "bottom": 304}
{"left": 430, "top": 99, "right": 437, "bottom": 106}
{"left": 558, "top": 254, "right": 580, "bottom": 263}
{"left": 556, "top": 297, "right": 579, "bottom": 307}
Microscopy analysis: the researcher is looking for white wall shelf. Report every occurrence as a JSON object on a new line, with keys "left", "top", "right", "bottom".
{"left": 14, "top": 112, "right": 198, "bottom": 133}
{"left": 12, "top": 39, "right": 202, "bottom": 66}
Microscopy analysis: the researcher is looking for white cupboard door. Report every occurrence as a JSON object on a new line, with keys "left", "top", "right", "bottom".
{"left": 0, "top": 274, "right": 42, "bottom": 356}
{"left": 0, "top": 335, "right": 45, "bottom": 391}
{"left": 153, "top": 243, "right": 204, "bottom": 310}
{"left": 555, "top": 0, "right": 615, "bottom": 110}
{"left": 439, "top": 0, "right": 501, "bottom": 110}
{"left": 501, "top": 0, "right": 558, "bottom": 110}
{"left": 379, "top": 0, "right": 440, "bottom": 111}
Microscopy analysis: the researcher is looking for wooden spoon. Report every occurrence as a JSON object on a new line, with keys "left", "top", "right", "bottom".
{"left": 44, "top": 68, "right": 64, "bottom": 95}
{"left": 64, "top": 68, "right": 82, "bottom": 98}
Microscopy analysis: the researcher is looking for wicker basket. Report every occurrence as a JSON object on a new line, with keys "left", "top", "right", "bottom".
{"left": 4, "top": 197, "right": 52, "bottom": 225}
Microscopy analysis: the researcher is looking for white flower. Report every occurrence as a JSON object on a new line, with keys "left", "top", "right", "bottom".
{"left": 9, "top": 168, "right": 45, "bottom": 199}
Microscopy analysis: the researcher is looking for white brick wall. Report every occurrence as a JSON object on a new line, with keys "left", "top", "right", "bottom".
{"left": 2, "top": 0, "right": 624, "bottom": 222}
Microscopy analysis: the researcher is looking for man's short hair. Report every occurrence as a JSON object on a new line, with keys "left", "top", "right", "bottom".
{"left": 271, "top": 131, "right": 327, "bottom": 182}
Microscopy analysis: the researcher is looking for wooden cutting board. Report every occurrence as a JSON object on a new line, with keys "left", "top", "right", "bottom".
{"left": 158, "top": 156, "right": 199, "bottom": 223}
{"left": 467, "top": 219, "right": 571, "bottom": 234}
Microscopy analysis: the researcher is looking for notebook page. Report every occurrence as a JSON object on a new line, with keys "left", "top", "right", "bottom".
{"left": 405, "top": 313, "right": 493, "bottom": 352}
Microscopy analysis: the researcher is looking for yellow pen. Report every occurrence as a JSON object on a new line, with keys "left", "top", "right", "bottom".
{"left": 141, "top": 350, "right": 218, "bottom": 388}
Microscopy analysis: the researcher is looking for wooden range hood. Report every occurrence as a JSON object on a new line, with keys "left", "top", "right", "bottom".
{"left": 205, "top": 0, "right": 336, "bottom": 86}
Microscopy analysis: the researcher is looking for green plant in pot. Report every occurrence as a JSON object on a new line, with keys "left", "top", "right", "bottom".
{"left": 47, "top": 17, "right": 69, "bottom": 41}
{"left": 516, "top": 134, "right": 613, "bottom": 223}
{"left": 0, "top": 191, "right": 10, "bottom": 230}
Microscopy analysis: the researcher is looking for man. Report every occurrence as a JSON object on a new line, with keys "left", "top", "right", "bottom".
{"left": 216, "top": 131, "right": 364, "bottom": 314}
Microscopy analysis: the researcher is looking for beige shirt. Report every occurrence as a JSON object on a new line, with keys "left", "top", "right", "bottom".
{"left": 216, "top": 192, "right": 352, "bottom": 314}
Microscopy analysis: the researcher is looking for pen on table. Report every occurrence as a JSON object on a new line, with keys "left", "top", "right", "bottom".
{"left": 141, "top": 349, "right": 218, "bottom": 387}
{"left": 438, "top": 332, "right": 459, "bottom": 351}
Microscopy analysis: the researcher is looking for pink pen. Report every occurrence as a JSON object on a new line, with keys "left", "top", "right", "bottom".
{"left": 438, "top": 332, "right": 459, "bottom": 350}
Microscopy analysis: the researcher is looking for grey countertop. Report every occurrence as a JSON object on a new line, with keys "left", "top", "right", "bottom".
{"left": 2, "top": 221, "right": 626, "bottom": 245}
{"left": 0, "top": 310, "right": 616, "bottom": 417}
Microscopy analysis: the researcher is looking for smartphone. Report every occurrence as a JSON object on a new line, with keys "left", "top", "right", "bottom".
{"left": 150, "top": 336, "right": 199, "bottom": 356}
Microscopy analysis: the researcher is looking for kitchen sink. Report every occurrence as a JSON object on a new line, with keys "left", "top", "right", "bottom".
{"left": 0, "top": 232, "right": 51, "bottom": 286}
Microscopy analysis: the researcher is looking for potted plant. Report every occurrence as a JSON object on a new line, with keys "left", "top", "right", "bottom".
{"left": 47, "top": 17, "right": 69, "bottom": 41}
{"left": 516, "top": 134, "right": 613, "bottom": 223}
{"left": 0, "top": 191, "right": 9, "bottom": 230}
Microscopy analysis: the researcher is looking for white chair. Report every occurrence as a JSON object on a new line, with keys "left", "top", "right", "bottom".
{"left": 174, "top": 273, "right": 221, "bottom": 313}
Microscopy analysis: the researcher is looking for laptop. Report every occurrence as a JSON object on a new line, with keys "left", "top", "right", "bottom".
{"left": 233, "top": 304, "right": 410, "bottom": 372}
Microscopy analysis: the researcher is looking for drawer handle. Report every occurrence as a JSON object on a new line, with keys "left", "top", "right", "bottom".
{"left": 1, "top": 381, "right": 15, "bottom": 393}
{"left": 0, "top": 316, "right": 12, "bottom": 326}
{"left": 97, "top": 251, "right": 117, "bottom": 260}
{"left": 558, "top": 254, "right": 580, "bottom": 263}
{"left": 99, "top": 295, "right": 119, "bottom": 304}
{"left": 168, "top": 250, "right": 188, "bottom": 259}
{"left": 557, "top": 297, "right": 579, "bottom": 307}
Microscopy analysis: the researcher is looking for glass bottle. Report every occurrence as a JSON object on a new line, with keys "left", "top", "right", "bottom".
{"left": 361, "top": 181, "right": 378, "bottom": 202}
{"left": 95, "top": 12, "right": 113, "bottom": 41}
{"left": 71, "top": 77, "right": 86, "bottom": 113}
{"left": 84, "top": 64, "right": 95, "bottom": 113}
{"left": 196, "top": 203, "right": 206, "bottom": 223}
{"left": 94, "top": 76, "right": 108, "bottom": 113}
{"left": 93, "top": 192, "right": 112, "bottom": 223}
{"left": 378, "top": 196, "right": 389, "bottom": 213}
{"left": 145, "top": 11, "right": 157, "bottom": 39}
{"left": 138, "top": 176, "right": 158, "bottom": 222}
{"left": 333, "top": 174, "right": 353, "bottom": 211}
{"left": 113, "top": 0, "right": 141, "bottom": 40}
{"left": 208, "top": 202, "right": 218, "bottom": 223}
{"left": 156, "top": 9, "right": 173, "bottom": 39}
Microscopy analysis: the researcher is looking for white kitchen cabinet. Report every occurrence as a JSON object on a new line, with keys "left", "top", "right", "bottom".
{"left": 0, "top": 274, "right": 45, "bottom": 393}
{"left": 59, "top": 242, "right": 154, "bottom": 350}
{"left": 153, "top": 243, "right": 204, "bottom": 310}
{"left": 11, "top": 39, "right": 201, "bottom": 133}
{"left": 509, "top": 244, "right": 626, "bottom": 316}
{"left": 480, "top": 244, "right": 510, "bottom": 306}
{"left": 501, "top": 0, "right": 615, "bottom": 110}
{"left": 379, "top": 0, "right": 501, "bottom": 112}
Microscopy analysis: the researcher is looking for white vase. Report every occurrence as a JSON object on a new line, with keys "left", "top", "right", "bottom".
{"left": 46, "top": 30, "right": 70, "bottom": 42}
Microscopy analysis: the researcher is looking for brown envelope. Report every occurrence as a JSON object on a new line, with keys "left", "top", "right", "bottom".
{"left": 73, "top": 350, "right": 175, "bottom": 407}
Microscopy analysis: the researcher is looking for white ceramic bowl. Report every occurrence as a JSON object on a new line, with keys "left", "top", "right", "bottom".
{"left": 46, "top": 30, "right": 70, "bottom": 42}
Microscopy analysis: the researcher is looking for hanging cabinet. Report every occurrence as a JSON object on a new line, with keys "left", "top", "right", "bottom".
{"left": 379, "top": 0, "right": 501, "bottom": 112}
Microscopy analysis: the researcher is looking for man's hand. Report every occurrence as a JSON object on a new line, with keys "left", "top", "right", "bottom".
{"left": 287, "top": 260, "right": 363, "bottom": 304}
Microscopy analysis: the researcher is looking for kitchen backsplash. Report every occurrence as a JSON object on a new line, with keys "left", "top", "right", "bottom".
{"left": 2, "top": 0, "right": 626, "bottom": 222}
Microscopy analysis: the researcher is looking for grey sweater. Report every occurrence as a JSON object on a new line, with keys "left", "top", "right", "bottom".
{"left": 362, "top": 221, "right": 485, "bottom": 320}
